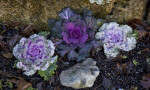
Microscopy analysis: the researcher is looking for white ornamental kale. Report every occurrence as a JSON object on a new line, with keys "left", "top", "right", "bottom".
{"left": 95, "top": 22, "right": 137, "bottom": 58}
{"left": 89, "top": 0, "right": 112, "bottom": 5}
{"left": 13, "top": 34, "right": 57, "bottom": 76}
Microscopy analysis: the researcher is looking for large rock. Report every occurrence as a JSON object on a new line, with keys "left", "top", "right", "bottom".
{"left": 59, "top": 58, "right": 99, "bottom": 89}
{"left": 106, "top": 0, "right": 149, "bottom": 23}
{"left": 0, "top": 0, "right": 149, "bottom": 29}
{"left": 0, "top": 0, "right": 115, "bottom": 30}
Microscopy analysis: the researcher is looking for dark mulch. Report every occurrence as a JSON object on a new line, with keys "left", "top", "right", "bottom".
{"left": 0, "top": 23, "right": 150, "bottom": 90}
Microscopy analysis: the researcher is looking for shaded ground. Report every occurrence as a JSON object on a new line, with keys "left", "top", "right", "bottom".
{"left": 0, "top": 21, "right": 150, "bottom": 90}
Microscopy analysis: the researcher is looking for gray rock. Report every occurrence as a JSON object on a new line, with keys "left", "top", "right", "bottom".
{"left": 59, "top": 58, "right": 99, "bottom": 89}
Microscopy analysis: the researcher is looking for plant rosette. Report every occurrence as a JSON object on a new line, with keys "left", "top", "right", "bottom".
{"left": 95, "top": 22, "right": 137, "bottom": 58}
{"left": 13, "top": 34, "right": 58, "bottom": 80}
{"left": 48, "top": 7, "right": 102, "bottom": 62}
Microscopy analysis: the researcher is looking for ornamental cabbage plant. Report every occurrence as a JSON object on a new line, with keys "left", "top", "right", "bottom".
{"left": 95, "top": 22, "right": 137, "bottom": 58}
{"left": 89, "top": 0, "right": 112, "bottom": 5}
{"left": 48, "top": 8, "right": 100, "bottom": 61}
{"left": 13, "top": 34, "right": 57, "bottom": 76}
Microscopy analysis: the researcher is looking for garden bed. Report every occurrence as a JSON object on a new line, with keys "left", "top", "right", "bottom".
{"left": 0, "top": 20, "right": 150, "bottom": 90}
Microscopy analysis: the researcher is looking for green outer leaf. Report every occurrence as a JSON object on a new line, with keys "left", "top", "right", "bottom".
{"left": 132, "top": 60, "right": 139, "bottom": 66}
{"left": 38, "top": 63, "right": 58, "bottom": 81}
{"left": 8, "top": 82, "right": 13, "bottom": 89}
{"left": 0, "top": 30, "right": 6, "bottom": 34}
{"left": 146, "top": 58, "right": 150, "bottom": 65}
{"left": 26, "top": 86, "right": 37, "bottom": 90}
{"left": 0, "top": 79, "right": 2, "bottom": 90}
{"left": 97, "top": 18, "right": 106, "bottom": 28}
{"left": 38, "top": 31, "right": 50, "bottom": 37}
{"left": 4, "top": 80, "right": 13, "bottom": 89}
{"left": 13, "top": 60, "right": 19, "bottom": 68}
{"left": 132, "top": 30, "right": 138, "bottom": 40}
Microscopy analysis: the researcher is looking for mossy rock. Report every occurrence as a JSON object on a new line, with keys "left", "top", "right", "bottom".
{"left": 0, "top": 0, "right": 148, "bottom": 30}
{"left": 0, "top": 0, "right": 115, "bottom": 30}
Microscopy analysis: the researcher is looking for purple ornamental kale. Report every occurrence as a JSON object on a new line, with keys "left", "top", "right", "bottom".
{"left": 95, "top": 22, "right": 137, "bottom": 58}
{"left": 62, "top": 21, "right": 88, "bottom": 44}
{"left": 103, "top": 27, "right": 124, "bottom": 47}
{"left": 48, "top": 8, "right": 98, "bottom": 61}
{"left": 13, "top": 34, "right": 57, "bottom": 76}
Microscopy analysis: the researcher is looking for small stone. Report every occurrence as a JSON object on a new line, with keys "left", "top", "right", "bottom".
{"left": 59, "top": 58, "right": 99, "bottom": 89}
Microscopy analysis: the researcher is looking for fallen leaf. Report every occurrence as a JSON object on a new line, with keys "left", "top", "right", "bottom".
{"left": 138, "top": 48, "right": 150, "bottom": 55}
{"left": 36, "top": 82, "right": 44, "bottom": 90}
{"left": 19, "top": 25, "right": 38, "bottom": 37}
{"left": 132, "top": 60, "right": 139, "bottom": 66}
{"left": 7, "top": 35, "right": 22, "bottom": 51}
{"left": 0, "top": 41, "right": 6, "bottom": 47}
{"left": 141, "top": 48, "right": 150, "bottom": 52}
{"left": 54, "top": 87, "right": 61, "bottom": 90}
{"left": 110, "top": 55, "right": 127, "bottom": 61}
{"left": 116, "top": 63, "right": 127, "bottom": 73}
{"left": 0, "top": 40, "right": 9, "bottom": 52}
{"left": 0, "top": 71, "right": 32, "bottom": 90}
{"left": 8, "top": 21, "right": 22, "bottom": 28}
{"left": 8, "top": 77, "right": 32, "bottom": 90}
{"left": 0, "top": 79, "right": 2, "bottom": 90}
{"left": 102, "top": 76, "right": 113, "bottom": 89}
{"left": 146, "top": 26, "right": 150, "bottom": 30}
{"left": 94, "top": 83, "right": 102, "bottom": 90}
{"left": 140, "top": 74, "right": 150, "bottom": 88}
{"left": 0, "top": 35, "right": 3, "bottom": 40}
{"left": 0, "top": 24, "right": 7, "bottom": 34}
{"left": 134, "top": 24, "right": 145, "bottom": 31}
{"left": 0, "top": 70, "right": 16, "bottom": 78}
{"left": 49, "top": 76, "right": 55, "bottom": 85}
{"left": 2, "top": 52, "right": 13, "bottom": 59}
{"left": 128, "top": 19, "right": 150, "bottom": 39}
{"left": 130, "top": 86, "right": 138, "bottom": 90}
{"left": 0, "top": 39, "right": 14, "bottom": 58}
{"left": 116, "top": 63, "right": 122, "bottom": 72}
{"left": 137, "top": 30, "right": 148, "bottom": 39}
{"left": 127, "top": 19, "right": 148, "bottom": 29}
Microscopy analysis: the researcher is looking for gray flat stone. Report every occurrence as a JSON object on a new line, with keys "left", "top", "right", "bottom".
{"left": 59, "top": 58, "right": 99, "bottom": 89}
